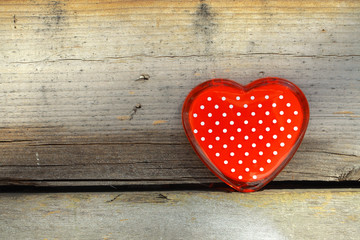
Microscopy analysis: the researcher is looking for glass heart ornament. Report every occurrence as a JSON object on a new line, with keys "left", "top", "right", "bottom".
{"left": 182, "top": 78, "right": 309, "bottom": 192}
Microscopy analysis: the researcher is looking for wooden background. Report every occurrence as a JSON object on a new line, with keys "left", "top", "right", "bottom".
{"left": 0, "top": 0, "right": 359, "bottom": 186}
{"left": 1, "top": 189, "right": 360, "bottom": 239}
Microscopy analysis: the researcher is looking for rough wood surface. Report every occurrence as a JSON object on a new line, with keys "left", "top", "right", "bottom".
{"left": 0, "top": 189, "right": 359, "bottom": 239}
{"left": 0, "top": 0, "right": 359, "bottom": 185}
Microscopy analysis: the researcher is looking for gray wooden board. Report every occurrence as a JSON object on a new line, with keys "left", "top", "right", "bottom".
{"left": 0, "top": 0, "right": 359, "bottom": 185}
{"left": 0, "top": 189, "right": 359, "bottom": 240}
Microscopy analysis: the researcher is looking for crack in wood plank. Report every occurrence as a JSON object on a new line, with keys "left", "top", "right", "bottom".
{"left": 106, "top": 193, "right": 121, "bottom": 203}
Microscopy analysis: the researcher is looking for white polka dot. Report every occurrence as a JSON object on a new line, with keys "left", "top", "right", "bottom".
{"left": 229, "top": 104, "right": 233, "bottom": 109}
{"left": 215, "top": 121, "right": 220, "bottom": 125}
{"left": 200, "top": 105, "right": 205, "bottom": 109}
{"left": 294, "top": 111, "right": 298, "bottom": 116}
{"left": 237, "top": 144, "right": 242, "bottom": 148}
{"left": 265, "top": 111, "right": 270, "bottom": 116}
{"left": 251, "top": 112, "right": 256, "bottom": 116}
{"left": 280, "top": 142, "right": 285, "bottom": 147}
{"left": 231, "top": 168, "right": 235, "bottom": 173}
{"left": 252, "top": 128, "right": 256, "bottom": 132}
{"left": 260, "top": 167, "right": 264, "bottom": 172}
{"left": 238, "top": 175, "right": 243, "bottom": 179}
{"left": 267, "top": 159, "right": 271, "bottom": 163}
{"left": 272, "top": 103, "right": 277, "bottom": 107}
{"left": 245, "top": 168, "right": 250, "bottom": 172}
{"left": 273, "top": 151, "right": 278, "bottom": 155}
{"left": 244, "top": 135, "right": 249, "bottom": 140}
{"left": 214, "top": 105, "right": 219, "bottom": 109}
{"left": 253, "top": 159, "right": 257, "bottom": 164}
{"left": 230, "top": 121, "right": 234, "bottom": 125}
{"left": 279, "top": 95, "right": 284, "bottom": 99}
{"left": 286, "top": 103, "right": 291, "bottom": 107}
{"left": 237, "top": 128, "right": 242, "bottom": 132}
{"left": 215, "top": 136, "right": 220, "bottom": 141}
{"left": 287, "top": 134, "right": 292, "bottom": 139}
{"left": 208, "top": 129, "right": 213, "bottom": 133}
{"left": 266, "top": 127, "right": 270, "bottom": 132}
{"left": 273, "top": 135, "right": 277, "bottom": 139}
{"left": 244, "top": 104, "right": 248, "bottom": 108}
{"left": 244, "top": 120, "right": 248, "bottom": 124}
{"left": 294, "top": 126, "right": 298, "bottom": 131}
{"left": 238, "top": 160, "right": 243, "bottom": 164}
{"left": 223, "top": 144, "right": 227, "bottom": 148}
{"left": 245, "top": 152, "right": 249, "bottom": 156}
{"left": 223, "top": 129, "right": 227, "bottom": 133}
{"left": 237, "top": 112, "right": 241, "bottom": 116}
{"left": 201, "top": 137, "right": 205, "bottom": 141}
{"left": 252, "top": 143, "right": 257, "bottom": 148}
{"left": 280, "top": 111, "right": 284, "bottom": 115}
{"left": 194, "top": 129, "right": 198, "bottom": 133}
{"left": 251, "top": 96, "right": 255, "bottom": 100}
{"left": 258, "top": 104, "right": 262, "bottom": 108}
{"left": 280, "top": 127, "right": 285, "bottom": 131}
{"left": 259, "top": 135, "right": 263, "bottom": 140}
{"left": 222, "top": 96, "right": 226, "bottom": 101}
{"left": 265, "top": 95, "right": 269, "bottom": 99}
{"left": 207, "top": 97, "right": 212, "bottom": 101}
{"left": 266, "top": 143, "right": 271, "bottom": 147}
{"left": 193, "top": 113, "right": 198, "bottom": 118}
{"left": 230, "top": 136, "right": 235, "bottom": 141}
{"left": 236, "top": 96, "right": 240, "bottom": 100}
{"left": 259, "top": 151, "right": 263, "bottom": 156}
{"left": 230, "top": 152, "right": 235, "bottom": 156}
{"left": 208, "top": 145, "right": 213, "bottom": 149}
{"left": 215, "top": 153, "right": 220, "bottom": 157}
{"left": 200, "top": 121, "right": 205, "bottom": 126}
{"left": 224, "top": 160, "right": 228, "bottom": 164}
{"left": 253, "top": 175, "right": 257, "bottom": 179}
{"left": 208, "top": 113, "right": 212, "bottom": 117}
{"left": 287, "top": 119, "right": 292, "bottom": 123}
{"left": 259, "top": 120, "right": 263, "bottom": 124}
{"left": 273, "top": 119, "right": 277, "bottom": 124}
{"left": 222, "top": 113, "right": 227, "bottom": 117}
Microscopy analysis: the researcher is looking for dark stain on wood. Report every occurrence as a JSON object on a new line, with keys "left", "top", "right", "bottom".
{"left": 193, "top": 2, "right": 216, "bottom": 53}
{"left": 38, "top": 0, "right": 67, "bottom": 31}
{"left": 13, "top": 15, "right": 17, "bottom": 29}
{"left": 49, "top": 1, "right": 66, "bottom": 25}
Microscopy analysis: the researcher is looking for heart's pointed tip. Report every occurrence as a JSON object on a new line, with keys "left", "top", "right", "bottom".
{"left": 229, "top": 180, "right": 266, "bottom": 192}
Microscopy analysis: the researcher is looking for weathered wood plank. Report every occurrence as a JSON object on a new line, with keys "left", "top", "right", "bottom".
{"left": 0, "top": 0, "right": 359, "bottom": 185}
{"left": 0, "top": 189, "right": 359, "bottom": 239}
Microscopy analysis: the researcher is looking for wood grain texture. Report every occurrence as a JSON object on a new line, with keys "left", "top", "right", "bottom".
{"left": 1, "top": 189, "right": 359, "bottom": 239}
{"left": 0, "top": 0, "right": 359, "bottom": 185}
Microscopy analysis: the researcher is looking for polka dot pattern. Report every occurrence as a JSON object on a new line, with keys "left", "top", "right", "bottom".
{"left": 187, "top": 84, "right": 304, "bottom": 183}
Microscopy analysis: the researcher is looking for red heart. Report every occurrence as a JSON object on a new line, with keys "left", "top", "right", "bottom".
{"left": 182, "top": 78, "right": 309, "bottom": 192}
